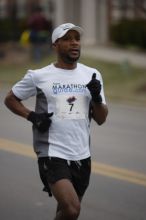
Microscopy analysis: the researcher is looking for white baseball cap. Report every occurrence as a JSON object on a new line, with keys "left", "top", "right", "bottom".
{"left": 52, "top": 23, "right": 83, "bottom": 43}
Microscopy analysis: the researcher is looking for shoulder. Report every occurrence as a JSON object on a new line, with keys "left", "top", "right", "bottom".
{"left": 28, "top": 63, "right": 53, "bottom": 74}
{"left": 77, "top": 63, "right": 102, "bottom": 78}
{"left": 27, "top": 63, "right": 53, "bottom": 79}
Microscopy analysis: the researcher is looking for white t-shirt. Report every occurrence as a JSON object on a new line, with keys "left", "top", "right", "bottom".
{"left": 12, "top": 63, "right": 106, "bottom": 160}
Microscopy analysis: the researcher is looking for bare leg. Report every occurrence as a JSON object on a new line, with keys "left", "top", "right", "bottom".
{"left": 51, "top": 179, "right": 81, "bottom": 220}
{"left": 55, "top": 196, "right": 83, "bottom": 219}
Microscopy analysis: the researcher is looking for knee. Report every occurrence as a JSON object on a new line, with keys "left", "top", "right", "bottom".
{"left": 65, "top": 202, "right": 81, "bottom": 220}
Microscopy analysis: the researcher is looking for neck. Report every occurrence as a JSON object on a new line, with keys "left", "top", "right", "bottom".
{"left": 54, "top": 59, "right": 77, "bottom": 70}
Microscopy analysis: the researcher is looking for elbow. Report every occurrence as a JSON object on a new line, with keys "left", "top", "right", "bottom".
{"left": 4, "top": 90, "right": 17, "bottom": 109}
{"left": 4, "top": 92, "right": 13, "bottom": 108}
{"left": 4, "top": 96, "right": 12, "bottom": 110}
{"left": 95, "top": 108, "right": 108, "bottom": 125}
{"left": 96, "top": 117, "right": 107, "bottom": 126}
{"left": 4, "top": 96, "right": 9, "bottom": 107}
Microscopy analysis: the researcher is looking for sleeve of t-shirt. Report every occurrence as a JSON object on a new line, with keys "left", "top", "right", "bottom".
{"left": 12, "top": 70, "right": 37, "bottom": 100}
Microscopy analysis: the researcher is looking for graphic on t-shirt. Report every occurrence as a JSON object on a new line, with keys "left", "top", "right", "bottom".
{"left": 67, "top": 96, "right": 76, "bottom": 112}
{"left": 55, "top": 95, "right": 88, "bottom": 120}
{"left": 52, "top": 83, "right": 86, "bottom": 95}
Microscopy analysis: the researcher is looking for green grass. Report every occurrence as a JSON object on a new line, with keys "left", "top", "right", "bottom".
{"left": 0, "top": 55, "right": 55, "bottom": 84}
{"left": 81, "top": 57, "right": 146, "bottom": 106}
{"left": 0, "top": 54, "right": 146, "bottom": 106}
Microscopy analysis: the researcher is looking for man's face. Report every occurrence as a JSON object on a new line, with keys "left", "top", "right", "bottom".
{"left": 54, "top": 30, "right": 81, "bottom": 64}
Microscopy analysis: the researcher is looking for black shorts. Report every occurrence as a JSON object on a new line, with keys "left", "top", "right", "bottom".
{"left": 38, "top": 157, "right": 91, "bottom": 198}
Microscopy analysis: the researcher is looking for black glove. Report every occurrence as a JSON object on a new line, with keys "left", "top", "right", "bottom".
{"left": 27, "top": 112, "right": 53, "bottom": 133}
{"left": 86, "top": 73, "right": 102, "bottom": 103}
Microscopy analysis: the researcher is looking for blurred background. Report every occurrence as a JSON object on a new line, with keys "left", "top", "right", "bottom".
{"left": 0, "top": 1, "right": 146, "bottom": 220}
{"left": 0, "top": 0, "right": 146, "bottom": 105}
{"left": 0, "top": 0, "right": 146, "bottom": 48}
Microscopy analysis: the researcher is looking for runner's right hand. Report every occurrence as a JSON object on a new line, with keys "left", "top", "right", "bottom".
{"left": 27, "top": 112, "right": 53, "bottom": 133}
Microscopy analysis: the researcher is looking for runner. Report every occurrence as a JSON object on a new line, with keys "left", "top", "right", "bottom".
{"left": 4, "top": 23, "right": 108, "bottom": 220}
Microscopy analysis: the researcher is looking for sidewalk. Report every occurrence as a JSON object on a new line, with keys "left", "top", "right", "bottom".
{"left": 82, "top": 46, "right": 146, "bottom": 69}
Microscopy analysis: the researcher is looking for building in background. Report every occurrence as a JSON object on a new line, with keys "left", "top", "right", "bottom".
{"left": 0, "top": 0, "right": 146, "bottom": 46}
{"left": 109, "top": 0, "right": 146, "bottom": 22}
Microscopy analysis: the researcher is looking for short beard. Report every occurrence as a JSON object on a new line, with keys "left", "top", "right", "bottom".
{"left": 59, "top": 51, "right": 80, "bottom": 64}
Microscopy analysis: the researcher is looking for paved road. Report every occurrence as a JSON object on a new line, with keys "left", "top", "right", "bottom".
{"left": 0, "top": 87, "right": 146, "bottom": 220}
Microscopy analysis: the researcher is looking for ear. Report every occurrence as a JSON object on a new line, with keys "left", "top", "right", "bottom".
{"left": 52, "top": 42, "right": 57, "bottom": 50}
{"left": 52, "top": 42, "right": 56, "bottom": 47}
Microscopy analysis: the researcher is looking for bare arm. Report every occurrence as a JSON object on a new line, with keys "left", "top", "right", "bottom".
{"left": 91, "top": 101, "right": 108, "bottom": 125}
{"left": 4, "top": 90, "right": 31, "bottom": 119}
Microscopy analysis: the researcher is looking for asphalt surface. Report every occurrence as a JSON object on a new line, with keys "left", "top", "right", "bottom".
{"left": 0, "top": 87, "right": 146, "bottom": 220}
